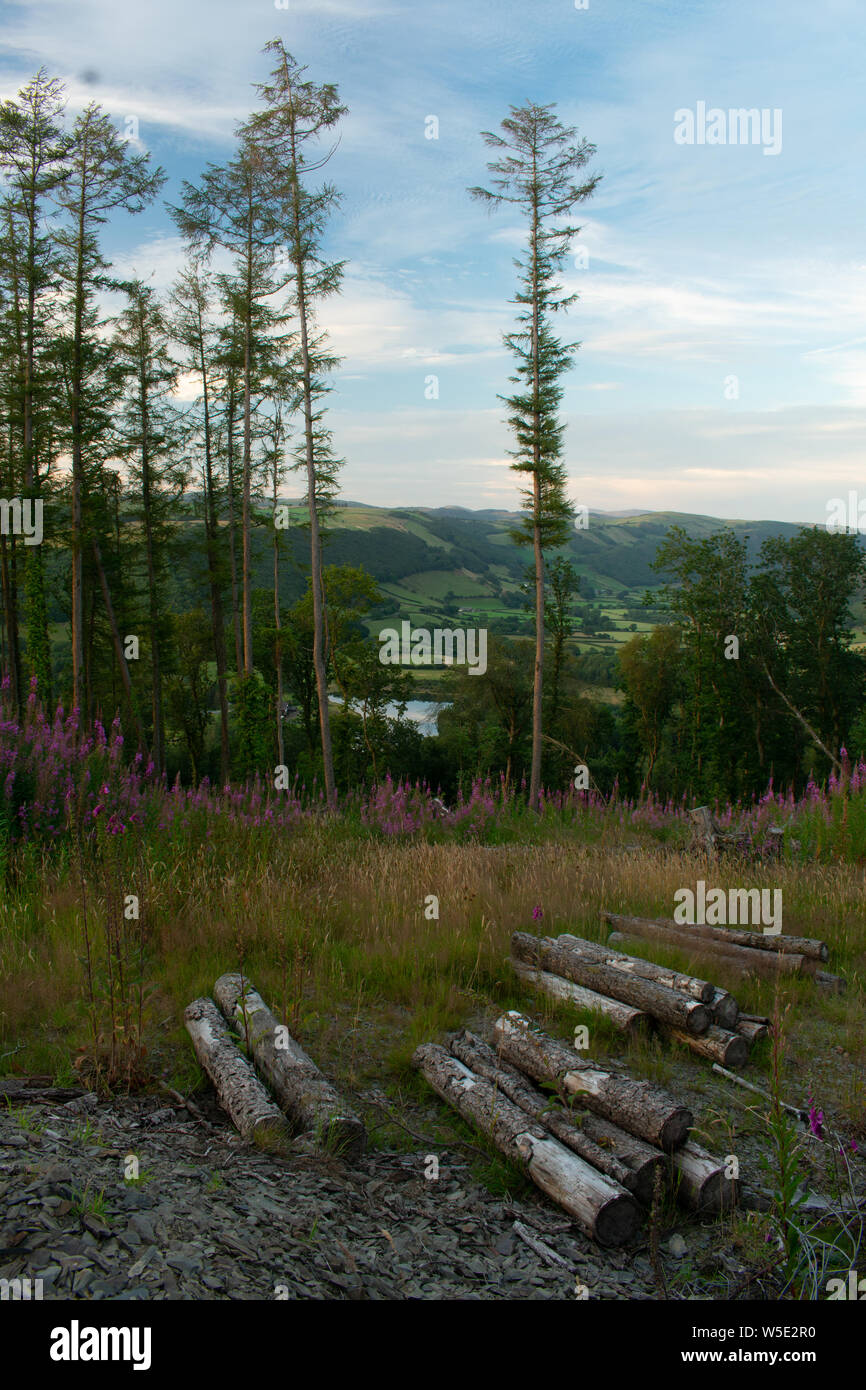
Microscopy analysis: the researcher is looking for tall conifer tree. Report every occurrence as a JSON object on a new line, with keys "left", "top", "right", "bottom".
{"left": 470, "top": 102, "right": 599, "bottom": 807}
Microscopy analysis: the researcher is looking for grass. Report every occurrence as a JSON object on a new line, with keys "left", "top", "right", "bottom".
{"left": 2, "top": 829, "right": 863, "bottom": 1115}
{"left": 1, "top": 811, "right": 863, "bottom": 1271}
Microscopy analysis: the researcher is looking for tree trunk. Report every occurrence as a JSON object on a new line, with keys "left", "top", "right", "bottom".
{"left": 492, "top": 1011, "right": 692, "bottom": 1152}
{"left": 511, "top": 960, "right": 651, "bottom": 1036}
{"left": 603, "top": 912, "right": 825, "bottom": 965}
{"left": 70, "top": 173, "right": 87, "bottom": 718}
{"left": 557, "top": 932, "right": 714, "bottom": 1002}
{"left": 561, "top": 1111, "right": 666, "bottom": 1207}
{"left": 198, "top": 325, "right": 230, "bottom": 782}
{"left": 658, "top": 1022, "right": 749, "bottom": 1069}
{"left": 0, "top": 534, "right": 21, "bottom": 711}
{"left": 814, "top": 970, "right": 845, "bottom": 993}
{"left": 449, "top": 1029, "right": 664, "bottom": 1202}
{"left": 285, "top": 117, "right": 336, "bottom": 806}
{"left": 183, "top": 996, "right": 294, "bottom": 1154}
{"left": 512, "top": 932, "right": 711, "bottom": 1035}
{"left": 530, "top": 478, "right": 544, "bottom": 809}
{"left": 225, "top": 384, "right": 243, "bottom": 678}
{"left": 413, "top": 1042, "right": 640, "bottom": 1246}
{"left": 736, "top": 1019, "right": 769, "bottom": 1045}
{"left": 670, "top": 1138, "right": 738, "bottom": 1214}
{"left": 213, "top": 974, "right": 365, "bottom": 1159}
{"left": 298, "top": 295, "right": 335, "bottom": 805}
{"left": 605, "top": 936, "right": 741, "bottom": 1028}
{"left": 138, "top": 358, "right": 163, "bottom": 775}
{"left": 241, "top": 226, "right": 253, "bottom": 677}
{"left": 273, "top": 454, "right": 284, "bottom": 768}
{"left": 92, "top": 539, "right": 146, "bottom": 748}
{"left": 707, "top": 985, "right": 740, "bottom": 1029}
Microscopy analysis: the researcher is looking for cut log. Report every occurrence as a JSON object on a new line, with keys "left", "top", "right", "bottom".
{"left": 0, "top": 1078, "right": 86, "bottom": 1105}
{"left": 603, "top": 911, "right": 827, "bottom": 964}
{"left": 183, "top": 997, "right": 294, "bottom": 1154}
{"left": 412, "top": 1042, "right": 640, "bottom": 1246}
{"left": 658, "top": 1023, "right": 749, "bottom": 1069}
{"left": 736, "top": 1019, "right": 769, "bottom": 1045}
{"left": 563, "top": 1112, "right": 667, "bottom": 1207}
{"left": 605, "top": 936, "right": 741, "bottom": 1026}
{"left": 511, "top": 960, "right": 651, "bottom": 1035}
{"left": 556, "top": 933, "right": 715, "bottom": 1003}
{"left": 707, "top": 987, "right": 740, "bottom": 1030}
{"left": 603, "top": 916, "right": 807, "bottom": 979}
{"left": 448, "top": 1028, "right": 653, "bottom": 1198}
{"left": 491, "top": 1011, "right": 692, "bottom": 1152}
{"left": 512, "top": 933, "right": 710, "bottom": 1035}
{"left": 213, "top": 974, "right": 365, "bottom": 1160}
{"left": 670, "top": 1138, "right": 738, "bottom": 1214}
{"left": 814, "top": 971, "right": 846, "bottom": 993}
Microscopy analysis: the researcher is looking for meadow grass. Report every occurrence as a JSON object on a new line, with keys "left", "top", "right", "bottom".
{"left": 1, "top": 826, "right": 863, "bottom": 1140}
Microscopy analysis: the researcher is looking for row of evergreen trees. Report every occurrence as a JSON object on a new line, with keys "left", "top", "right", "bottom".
{"left": 3, "top": 53, "right": 862, "bottom": 805}
{"left": 0, "top": 44, "right": 347, "bottom": 790}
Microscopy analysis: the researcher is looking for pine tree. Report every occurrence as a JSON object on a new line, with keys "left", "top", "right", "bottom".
{"left": 470, "top": 102, "right": 599, "bottom": 808}
{"left": 109, "top": 279, "right": 186, "bottom": 775}
{"left": 170, "top": 264, "right": 232, "bottom": 782}
{"left": 56, "top": 102, "right": 164, "bottom": 718}
{"left": 246, "top": 38, "right": 348, "bottom": 806}
{"left": 0, "top": 70, "right": 72, "bottom": 705}
{"left": 170, "top": 128, "right": 286, "bottom": 683}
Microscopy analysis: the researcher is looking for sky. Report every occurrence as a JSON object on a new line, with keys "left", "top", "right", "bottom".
{"left": 1, "top": 0, "right": 864, "bottom": 524}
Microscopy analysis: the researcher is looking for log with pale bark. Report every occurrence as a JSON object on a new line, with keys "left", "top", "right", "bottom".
{"left": 566, "top": 1112, "right": 667, "bottom": 1207}
{"left": 213, "top": 974, "right": 365, "bottom": 1160}
{"left": 511, "top": 933, "right": 710, "bottom": 1035}
{"left": 603, "top": 916, "right": 809, "bottom": 979}
{"left": 184, "top": 997, "right": 294, "bottom": 1154}
{"left": 604, "top": 933, "right": 740, "bottom": 1027}
{"left": 557, "top": 933, "right": 715, "bottom": 1002}
{"left": 510, "top": 960, "right": 651, "bottom": 1036}
{"left": 736, "top": 1019, "right": 769, "bottom": 1045}
{"left": 670, "top": 1138, "right": 738, "bottom": 1214}
{"left": 658, "top": 1022, "right": 749, "bottom": 1069}
{"left": 448, "top": 1029, "right": 662, "bottom": 1200}
{"left": 491, "top": 1011, "right": 692, "bottom": 1152}
{"left": 602, "top": 911, "right": 828, "bottom": 964}
{"left": 412, "top": 1043, "right": 640, "bottom": 1246}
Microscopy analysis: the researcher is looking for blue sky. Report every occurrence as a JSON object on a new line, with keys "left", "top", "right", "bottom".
{"left": 2, "top": 0, "right": 864, "bottom": 523}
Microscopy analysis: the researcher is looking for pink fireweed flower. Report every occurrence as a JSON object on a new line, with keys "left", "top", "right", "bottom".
{"left": 532, "top": 905, "right": 543, "bottom": 921}
{"left": 806, "top": 1094, "right": 824, "bottom": 1139}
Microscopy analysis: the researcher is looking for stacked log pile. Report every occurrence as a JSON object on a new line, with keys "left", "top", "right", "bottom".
{"left": 511, "top": 931, "right": 758, "bottom": 1068}
{"left": 413, "top": 1011, "right": 738, "bottom": 1246}
{"left": 184, "top": 974, "right": 365, "bottom": 1160}
{"left": 602, "top": 913, "right": 841, "bottom": 992}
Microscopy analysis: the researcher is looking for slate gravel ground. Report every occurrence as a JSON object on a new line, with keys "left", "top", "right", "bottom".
{"left": 0, "top": 1092, "right": 700, "bottom": 1301}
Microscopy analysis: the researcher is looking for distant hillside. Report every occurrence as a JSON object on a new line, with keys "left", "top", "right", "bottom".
{"left": 159, "top": 501, "right": 813, "bottom": 623}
